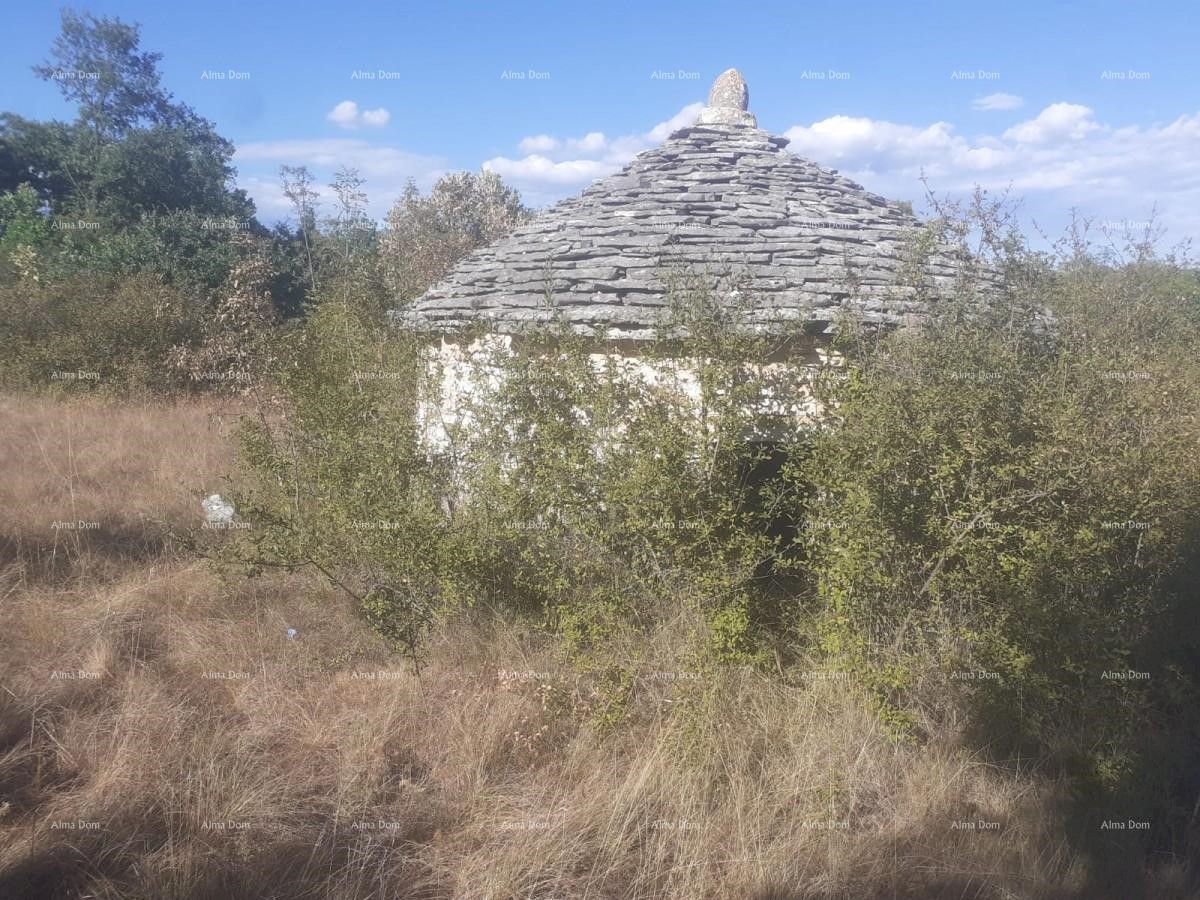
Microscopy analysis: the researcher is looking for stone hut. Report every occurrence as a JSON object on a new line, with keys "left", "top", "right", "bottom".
{"left": 395, "top": 69, "right": 995, "bottom": 448}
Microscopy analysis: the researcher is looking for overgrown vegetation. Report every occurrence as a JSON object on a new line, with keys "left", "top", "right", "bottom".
{"left": 209, "top": 187, "right": 1200, "bottom": 888}
{"left": 2, "top": 10, "right": 1199, "bottom": 897}
{"left": 803, "top": 232, "right": 1200, "bottom": 865}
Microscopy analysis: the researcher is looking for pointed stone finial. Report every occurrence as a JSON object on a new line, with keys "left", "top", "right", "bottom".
{"left": 697, "top": 68, "right": 757, "bottom": 127}
{"left": 708, "top": 68, "right": 749, "bottom": 110}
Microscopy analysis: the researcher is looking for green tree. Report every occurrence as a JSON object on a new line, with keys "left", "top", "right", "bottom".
{"left": 6, "top": 9, "right": 253, "bottom": 225}
{"left": 87, "top": 122, "right": 253, "bottom": 223}
{"left": 0, "top": 115, "right": 78, "bottom": 204}
{"left": 33, "top": 9, "right": 174, "bottom": 140}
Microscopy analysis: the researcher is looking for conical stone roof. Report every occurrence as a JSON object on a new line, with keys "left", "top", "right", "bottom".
{"left": 400, "top": 69, "right": 996, "bottom": 340}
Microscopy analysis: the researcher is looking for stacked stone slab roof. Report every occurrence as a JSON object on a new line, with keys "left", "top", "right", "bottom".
{"left": 399, "top": 69, "right": 997, "bottom": 340}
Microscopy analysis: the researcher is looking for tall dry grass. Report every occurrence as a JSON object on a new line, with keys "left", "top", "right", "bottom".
{"left": 0, "top": 394, "right": 1192, "bottom": 899}
{"left": 0, "top": 393, "right": 243, "bottom": 585}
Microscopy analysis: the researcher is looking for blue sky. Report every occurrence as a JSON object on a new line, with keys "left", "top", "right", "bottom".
{"left": 3, "top": 0, "right": 1198, "bottom": 245}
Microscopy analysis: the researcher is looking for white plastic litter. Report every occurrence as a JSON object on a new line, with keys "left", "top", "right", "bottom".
{"left": 202, "top": 494, "right": 236, "bottom": 526}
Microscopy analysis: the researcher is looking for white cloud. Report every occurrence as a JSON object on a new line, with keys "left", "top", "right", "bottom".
{"left": 361, "top": 107, "right": 391, "bottom": 127}
{"left": 327, "top": 100, "right": 359, "bottom": 128}
{"left": 484, "top": 155, "right": 616, "bottom": 186}
{"left": 972, "top": 92, "right": 1024, "bottom": 112}
{"left": 483, "top": 102, "right": 704, "bottom": 200}
{"left": 326, "top": 100, "right": 391, "bottom": 130}
{"left": 781, "top": 104, "right": 1200, "bottom": 242}
{"left": 644, "top": 103, "right": 706, "bottom": 143}
{"left": 1002, "top": 102, "right": 1098, "bottom": 143}
{"left": 236, "top": 139, "right": 440, "bottom": 179}
{"left": 518, "top": 134, "right": 560, "bottom": 153}
{"left": 785, "top": 117, "right": 963, "bottom": 164}
{"left": 567, "top": 131, "right": 608, "bottom": 154}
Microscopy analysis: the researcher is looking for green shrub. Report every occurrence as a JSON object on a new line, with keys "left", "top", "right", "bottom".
{"left": 168, "top": 232, "right": 280, "bottom": 391}
{"left": 0, "top": 183, "right": 52, "bottom": 254}
{"left": 230, "top": 276, "right": 811, "bottom": 674}
{"left": 0, "top": 269, "right": 200, "bottom": 393}
{"left": 228, "top": 292, "right": 453, "bottom": 665}
{"left": 798, "top": 237, "right": 1200, "bottom": 755}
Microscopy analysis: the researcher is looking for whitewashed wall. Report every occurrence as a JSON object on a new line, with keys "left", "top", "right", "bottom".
{"left": 417, "top": 334, "right": 838, "bottom": 457}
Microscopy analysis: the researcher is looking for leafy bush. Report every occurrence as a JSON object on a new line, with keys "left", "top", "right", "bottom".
{"left": 229, "top": 295, "right": 449, "bottom": 666}
{"left": 798, "top": 222, "right": 1200, "bottom": 764}
{"left": 168, "top": 232, "right": 280, "bottom": 391}
{"left": 0, "top": 268, "right": 200, "bottom": 393}
{"left": 0, "top": 183, "right": 51, "bottom": 253}
{"left": 59, "top": 209, "right": 247, "bottom": 300}
{"left": 230, "top": 274, "right": 811, "bottom": 675}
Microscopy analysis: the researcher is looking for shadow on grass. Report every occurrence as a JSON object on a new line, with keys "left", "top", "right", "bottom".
{"left": 1059, "top": 528, "right": 1200, "bottom": 900}
{"left": 0, "top": 517, "right": 182, "bottom": 584}
{"left": 953, "top": 528, "right": 1200, "bottom": 900}
{"left": 0, "top": 837, "right": 447, "bottom": 900}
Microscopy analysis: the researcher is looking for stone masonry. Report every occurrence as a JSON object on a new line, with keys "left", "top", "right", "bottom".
{"left": 397, "top": 69, "right": 997, "bottom": 341}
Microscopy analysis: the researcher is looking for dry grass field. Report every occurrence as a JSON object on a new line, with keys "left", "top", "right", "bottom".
{"left": 0, "top": 394, "right": 1192, "bottom": 899}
